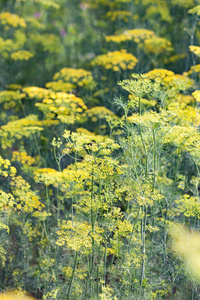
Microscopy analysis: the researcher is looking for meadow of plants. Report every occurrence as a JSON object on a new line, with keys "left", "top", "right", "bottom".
{"left": 2, "top": 0, "right": 200, "bottom": 299}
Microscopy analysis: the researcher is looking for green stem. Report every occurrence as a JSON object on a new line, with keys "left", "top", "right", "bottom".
{"left": 165, "top": 91, "right": 178, "bottom": 110}
{"left": 139, "top": 97, "right": 148, "bottom": 178}
{"left": 104, "top": 243, "right": 107, "bottom": 283}
{"left": 152, "top": 127, "right": 156, "bottom": 191}
{"left": 66, "top": 251, "right": 78, "bottom": 299}
{"left": 53, "top": 146, "right": 62, "bottom": 172}
{"left": 46, "top": 184, "right": 50, "bottom": 235}
{"left": 91, "top": 164, "right": 94, "bottom": 231}
{"left": 140, "top": 205, "right": 148, "bottom": 287}
{"left": 97, "top": 246, "right": 101, "bottom": 299}
{"left": 170, "top": 147, "right": 180, "bottom": 199}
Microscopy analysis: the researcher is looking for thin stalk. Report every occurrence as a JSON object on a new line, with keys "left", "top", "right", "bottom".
{"left": 150, "top": 127, "right": 157, "bottom": 247}
{"left": 127, "top": 210, "right": 139, "bottom": 253}
{"left": 124, "top": 108, "right": 139, "bottom": 180}
{"left": 152, "top": 127, "right": 156, "bottom": 191}
{"left": 140, "top": 206, "right": 144, "bottom": 246}
{"left": 138, "top": 98, "right": 149, "bottom": 289}
{"left": 165, "top": 91, "right": 178, "bottom": 110}
{"left": 71, "top": 151, "right": 78, "bottom": 226}
{"left": 97, "top": 264, "right": 100, "bottom": 299}
{"left": 170, "top": 147, "right": 180, "bottom": 199}
{"left": 140, "top": 205, "right": 148, "bottom": 287}
{"left": 138, "top": 97, "right": 148, "bottom": 288}
{"left": 104, "top": 243, "right": 107, "bottom": 283}
{"left": 53, "top": 147, "right": 63, "bottom": 220}
{"left": 66, "top": 251, "right": 78, "bottom": 299}
{"left": 71, "top": 195, "right": 74, "bottom": 226}
{"left": 96, "top": 246, "right": 101, "bottom": 299}
{"left": 85, "top": 255, "right": 92, "bottom": 298}
{"left": 46, "top": 184, "right": 50, "bottom": 235}
{"left": 139, "top": 97, "right": 148, "bottom": 178}
{"left": 190, "top": 15, "right": 198, "bottom": 83}
{"left": 163, "top": 198, "right": 169, "bottom": 264}
{"left": 91, "top": 164, "right": 95, "bottom": 232}
{"left": 53, "top": 146, "right": 62, "bottom": 172}
{"left": 90, "top": 163, "right": 95, "bottom": 278}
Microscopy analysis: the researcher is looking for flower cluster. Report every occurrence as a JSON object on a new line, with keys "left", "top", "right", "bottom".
{"left": 189, "top": 45, "right": 200, "bottom": 57}
{"left": 118, "top": 73, "right": 160, "bottom": 97}
{"left": 0, "top": 37, "right": 17, "bottom": 59}
{"left": 92, "top": 50, "right": 138, "bottom": 71}
{"left": 105, "top": 28, "right": 155, "bottom": 43}
{"left": 0, "top": 156, "right": 16, "bottom": 178}
{"left": 35, "top": 92, "right": 87, "bottom": 124}
{"left": 22, "top": 86, "right": 50, "bottom": 100}
{"left": 144, "top": 69, "right": 194, "bottom": 91}
{"left": 0, "top": 90, "right": 25, "bottom": 110}
{"left": 186, "top": 64, "right": 200, "bottom": 77}
{"left": 11, "top": 50, "right": 34, "bottom": 61}
{"left": 0, "top": 115, "right": 43, "bottom": 148}
{"left": 12, "top": 151, "right": 36, "bottom": 166}
{"left": 0, "top": 12, "right": 26, "bottom": 27}
{"left": 85, "top": 106, "right": 116, "bottom": 122}
{"left": 56, "top": 220, "right": 103, "bottom": 254}
{"left": 10, "top": 176, "right": 44, "bottom": 213}
{"left": 49, "top": 68, "right": 96, "bottom": 91}
{"left": 188, "top": 4, "right": 200, "bottom": 15}
{"left": 62, "top": 130, "right": 120, "bottom": 157}
{"left": 45, "top": 81, "right": 75, "bottom": 93}
{"left": 142, "top": 37, "right": 173, "bottom": 55}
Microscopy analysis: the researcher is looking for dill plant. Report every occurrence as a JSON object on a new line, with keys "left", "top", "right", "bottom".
{"left": 108, "top": 72, "right": 200, "bottom": 298}
{"left": 2, "top": 0, "right": 200, "bottom": 299}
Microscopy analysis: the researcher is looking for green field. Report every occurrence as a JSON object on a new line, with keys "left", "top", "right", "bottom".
{"left": 1, "top": 1, "right": 200, "bottom": 299}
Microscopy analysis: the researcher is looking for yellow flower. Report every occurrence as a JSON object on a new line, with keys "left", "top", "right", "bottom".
{"left": 142, "top": 37, "right": 173, "bottom": 55}
{"left": 0, "top": 12, "right": 26, "bottom": 28}
{"left": 11, "top": 50, "right": 34, "bottom": 61}
{"left": 92, "top": 50, "right": 138, "bottom": 71}
{"left": 52, "top": 68, "right": 96, "bottom": 90}
{"left": 106, "top": 28, "right": 155, "bottom": 43}
{"left": 35, "top": 92, "right": 87, "bottom": 124}
{"left": 189, "top": 45, "right": 200, "bottom": 57}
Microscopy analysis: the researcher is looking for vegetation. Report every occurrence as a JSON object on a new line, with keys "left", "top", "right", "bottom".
{"left": 1, "top": 0, "right": 200, "bottom": 299}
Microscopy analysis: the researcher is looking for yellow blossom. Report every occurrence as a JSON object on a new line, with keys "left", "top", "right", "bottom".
{"left": 105, "top": 28, "right": 155, "bottom": 43}
{"left": 189, "top": 45, "right": 200, "bottom": 57}
{"left": 22, "top": 86, "right": 50, "bottom": 100}
{"left": 188, "top": 4, "right": 200, "bottom": 15}
{"left": 52, "top": 68, "right": 96, "bottom": 90}
{"left": 142, "top": 37, "right": 173, "bottom": 55}
{"left": 0, "top": 12, "right": 26, "bottom": 28}
{"left": 35, "top": 92, "right": 87, "bottom": 124}
{"left": 11, "top": 50, "right": 34, "bottom": 61}
{"left": 92, "top": 50, "right": 138, "bottom": 71}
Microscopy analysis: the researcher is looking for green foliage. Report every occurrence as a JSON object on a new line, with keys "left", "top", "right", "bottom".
{"left": 1, "top": 0, "right": 200, "bottom": 299}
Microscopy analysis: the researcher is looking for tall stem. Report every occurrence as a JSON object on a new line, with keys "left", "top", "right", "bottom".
{"left": 153, "top": 127, "right": 156, "bottom": 191}
{"left": 66, "top": 251, "right": 78, "bottom": 299}
{"left": 139, "top": 97, "right": 148, "bottom": 287}
{"left": 139, "top": 97, "right": 148, "bottom": 177}
{"left": 140, "top": 205, "right": 148, "bottom": 287}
